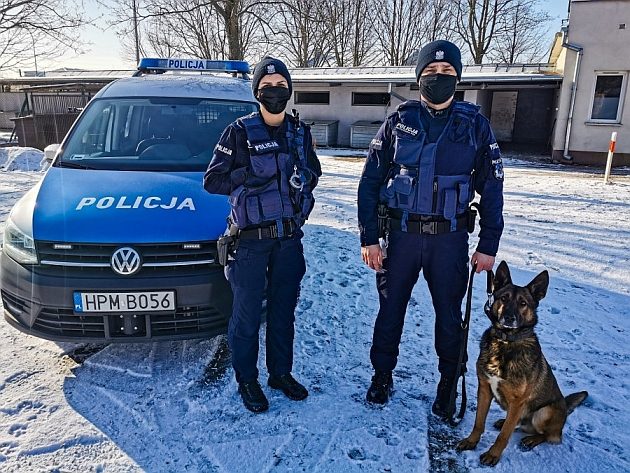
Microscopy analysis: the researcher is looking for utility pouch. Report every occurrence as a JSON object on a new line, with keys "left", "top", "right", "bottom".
{"left": 377, "top": 203, "right": 390, "bottom": 238}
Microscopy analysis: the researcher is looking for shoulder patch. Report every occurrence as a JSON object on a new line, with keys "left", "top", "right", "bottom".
{"left": 492, "top": 158, "right": 504, "bottom": 181}
{"left": 370, "top": 138, "right": 383, "bottom": 150}
{"left": 216, "top": 144, "right": 233, "bottom": 156}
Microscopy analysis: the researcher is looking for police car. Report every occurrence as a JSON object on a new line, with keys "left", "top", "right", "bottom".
{"left": 1, "top": 58, "right": 258, "bottom": 342}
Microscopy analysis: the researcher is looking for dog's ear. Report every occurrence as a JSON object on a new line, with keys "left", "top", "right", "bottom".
{"left": 527, "top": 270, "right": 549, "bottom": 302}
{"left": 494, "top": 260, "right": 512, "bottom": 290}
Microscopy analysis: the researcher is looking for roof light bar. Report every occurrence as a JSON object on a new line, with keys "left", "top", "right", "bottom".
{"left": 137, "top": 58, "right": 250, "bottom": 74}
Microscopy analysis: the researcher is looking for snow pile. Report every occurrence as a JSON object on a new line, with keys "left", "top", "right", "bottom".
{"left": 0, "top": 146, "right": 45, "bottom": 172}
{"left": 0, "top": 130, "right": 13, "bottom": 143}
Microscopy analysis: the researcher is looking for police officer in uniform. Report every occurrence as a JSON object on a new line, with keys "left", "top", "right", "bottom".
{"left": 204, "top": 57, "right": 321, "bottom": 413}
{"left": 357, "top": 40, "right": 504, "bottom": 418}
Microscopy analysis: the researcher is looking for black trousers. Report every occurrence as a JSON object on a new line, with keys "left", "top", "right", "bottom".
{"left": 225, "top": 233, "right": 306, "bottom": 383}
{"left": 370, "top": 229, "right": 469, "bottom": 378}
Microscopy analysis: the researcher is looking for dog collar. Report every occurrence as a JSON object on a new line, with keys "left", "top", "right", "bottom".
{"left": 490, "top": 326, "right": 535, "bottom": 342}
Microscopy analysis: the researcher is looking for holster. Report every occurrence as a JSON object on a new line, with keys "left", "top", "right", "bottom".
{"left": 467, "top": 203, "right": 479, "bottom": 233}
{"left": 217, "top": 225, "right": 240, "bottom": 266}
{"left": 377, "top": 203, "right": 390, "bottom": 238}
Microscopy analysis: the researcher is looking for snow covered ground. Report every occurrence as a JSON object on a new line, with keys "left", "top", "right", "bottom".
{"left": 0, "top": 154, "right": 629, "bottom": 472}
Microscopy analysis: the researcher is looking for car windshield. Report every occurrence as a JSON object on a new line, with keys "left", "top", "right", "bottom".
{"left": 57, "top": 97, "right": 257, "bottom": 172}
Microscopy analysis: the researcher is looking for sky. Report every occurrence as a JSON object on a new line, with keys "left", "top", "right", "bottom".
{"left": 27, "top": 0, "right": 571, "bottom": 74}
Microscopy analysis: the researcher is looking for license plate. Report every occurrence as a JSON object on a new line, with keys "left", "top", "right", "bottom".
{"left": 73, "top": 291, "right": 175, "bottom": 313}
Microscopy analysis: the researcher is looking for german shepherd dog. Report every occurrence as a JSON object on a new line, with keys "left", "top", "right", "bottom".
{"left": 456, "top": 261, "right": 588, "bottom": 466}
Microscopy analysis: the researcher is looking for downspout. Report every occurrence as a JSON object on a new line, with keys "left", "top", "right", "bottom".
{"left": 562, "top": 41, "right": 583, "bottom": 161}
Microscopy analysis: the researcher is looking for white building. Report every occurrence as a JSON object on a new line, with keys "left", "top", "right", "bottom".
{"left": 550, "top": 0, "right": 629, "bottom": 166}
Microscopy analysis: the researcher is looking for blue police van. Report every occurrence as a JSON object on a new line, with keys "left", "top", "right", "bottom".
{"left": 1, "top": 58, "right": 258, "bottom": 342}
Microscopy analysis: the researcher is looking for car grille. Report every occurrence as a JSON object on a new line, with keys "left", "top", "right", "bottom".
{"left": 34, "top": 307, "right": 106, "bottom": 338}
{"left": 3, "top": 291, "right": 227, "bottom": 340}
{"left": 1, "top": 290, "right": 32, "bottom": 317}
{"left": 37, "top": 241, "right": 218, "bottom": 274}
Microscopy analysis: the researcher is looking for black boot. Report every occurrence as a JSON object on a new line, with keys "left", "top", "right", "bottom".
{"left": 431, "top": 374, "right": 457, "bottom": 419}
{"left": 238, "top": 380, "right": 269, "bottom": 413}
{"left": 366, "top": 370, "right": 393, "bottom": 404}
{"left": 268, "top": 374, "right": 309, "bottom": 401}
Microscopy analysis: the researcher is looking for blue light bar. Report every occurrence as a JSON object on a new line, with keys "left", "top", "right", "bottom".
{"left": 138, "top": 58, "right": 250, "bottom": 74}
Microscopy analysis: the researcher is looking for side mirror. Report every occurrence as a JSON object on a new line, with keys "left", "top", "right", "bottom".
{"left": 44, "top": 143, "right": 60, "bottom": 162}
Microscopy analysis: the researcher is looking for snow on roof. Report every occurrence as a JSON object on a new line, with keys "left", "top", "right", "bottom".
{"left": 289, "top": 64, "right": 562, "bottom": 84}
{"left": 0, "top": 63, "right": 563, "bottom": 90}
{"left": 96, "top": 74, "right": 256, "bottom": 102}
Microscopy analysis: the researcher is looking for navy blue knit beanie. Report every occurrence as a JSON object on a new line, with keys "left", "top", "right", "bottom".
{"left": 252, "top": 57, "right": 292, "bottom": 95}
{"left": 415, "top": 40, "right": 463, "bottom": 81}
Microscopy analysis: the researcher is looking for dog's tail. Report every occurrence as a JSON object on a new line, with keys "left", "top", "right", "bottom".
{"left": 565, "top": 391, "right": 588, "bottom": 415}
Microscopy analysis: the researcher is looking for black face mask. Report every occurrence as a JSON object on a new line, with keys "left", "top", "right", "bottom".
{"left": 418, "top": 73, "right": 457, "bottom": 105}
{"left": 257, "top": 86, "right": 291, "bottom": 114}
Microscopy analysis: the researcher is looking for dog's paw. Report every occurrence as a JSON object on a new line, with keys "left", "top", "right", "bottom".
{"left": 519, "top": 434, "right": 545, "bottom": 451}
{"left": 492, "top": 418, "right": 505, "bottom": 430}
{"left": 456, "top": 437, "right": 479, "bottom": 451}
{"left": 480, "top": 450, "right": 501, "bottom": 466}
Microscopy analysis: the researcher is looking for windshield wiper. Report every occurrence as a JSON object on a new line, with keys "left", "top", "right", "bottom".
{"left": 55, "top": 161, "right": 95, "bottom": 170}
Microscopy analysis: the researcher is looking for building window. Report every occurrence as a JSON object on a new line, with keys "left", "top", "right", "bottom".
{"left": 590, "top": 73, "right": 626, "bottom": 122}
{"left": 294, "top": 91, "right": 330, "bottom": 105}
{"left": 352, "top": 92, "right": 391, "bottom": 106}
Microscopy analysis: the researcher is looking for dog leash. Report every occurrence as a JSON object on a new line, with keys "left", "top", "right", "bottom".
{"left": 446, "top": 264, "right": 494, "bottom": 426}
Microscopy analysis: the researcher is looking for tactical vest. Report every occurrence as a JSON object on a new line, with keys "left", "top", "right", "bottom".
{"left": 381, "top": 101, "right": 479, "bottom": 231}
{"left": 228, "top": 113, "right": 315, "bottom": 233}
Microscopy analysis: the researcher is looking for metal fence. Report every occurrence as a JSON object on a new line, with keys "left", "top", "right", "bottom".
{"left": 12, "top": 86, "right": 96, "bottom": 149}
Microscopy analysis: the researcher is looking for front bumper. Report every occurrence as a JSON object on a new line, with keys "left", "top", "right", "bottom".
{"left": 1, "top": 252, "right": 233, "bottom": 342}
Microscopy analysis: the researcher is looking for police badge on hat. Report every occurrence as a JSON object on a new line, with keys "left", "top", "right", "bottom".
{"left": 435, "top": 50, "right": 445, "bottom": 60}
{"left": 266, "top": 64, "right": 276, "bottom": 74}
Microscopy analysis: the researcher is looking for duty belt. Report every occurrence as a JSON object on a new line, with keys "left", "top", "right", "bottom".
{"left": 389, "top": 213, "right": 469, "bottom": 234}
{"left": 236, "top": 220, "right": 298, "bottom": 240}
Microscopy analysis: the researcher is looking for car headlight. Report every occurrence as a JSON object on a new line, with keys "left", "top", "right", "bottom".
{"left": 2, "top": 218, "right": 38, "bottom": 264}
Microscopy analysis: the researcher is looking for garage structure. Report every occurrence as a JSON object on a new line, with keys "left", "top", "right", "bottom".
{"left": 287, "top": 64, "right": 562, "bottom": 151}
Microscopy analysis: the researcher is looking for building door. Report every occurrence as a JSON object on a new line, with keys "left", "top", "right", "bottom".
{"left": 489, "top": 91, "right": 518, "bottom": 142}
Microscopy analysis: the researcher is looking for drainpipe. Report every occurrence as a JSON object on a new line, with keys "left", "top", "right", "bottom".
{"left": 562, "top": 41, "right": 583, "bottom": 161}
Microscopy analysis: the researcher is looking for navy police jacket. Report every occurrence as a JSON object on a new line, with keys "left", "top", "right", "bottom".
{"left": 204, "top": 113, "right": 321, "bottom": 229}
{"left": 358, "top": 100, "right": 504, "bottom": 256}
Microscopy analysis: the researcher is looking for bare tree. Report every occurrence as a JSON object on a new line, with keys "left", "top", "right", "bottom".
{"left": 320, "top": 0, "right": 377, "bottom": 67}
{"left": 102, "top": 0, "right": 272, "bottom": 61}
{"left": 373, "top": 0, "right": 429, "bottom": 66}
{"left": 425, "top": 0, "right": 457, "bottom": 43}
{"left": 273, "top": 0, "right": 329, "bottom": 67}
{"left": 489, "top": 0, "right": 552, "bottom": 63}
{"left": 0, "top": 0, "right": 87, "bottom": 71}
{"left": 455, "top": 0, "right": 514, "bottom": 64}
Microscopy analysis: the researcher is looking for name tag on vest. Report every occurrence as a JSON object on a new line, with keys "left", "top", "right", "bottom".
{"left": 251, "top": 140, "right": 280, "bottom": 153}
{"left": 395, "top": 123, "right": 419, "bottom": 137}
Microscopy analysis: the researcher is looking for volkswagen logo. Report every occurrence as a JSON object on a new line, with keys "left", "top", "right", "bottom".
{"left": 111, "top": 247, "right": 141, "bottom": 276}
